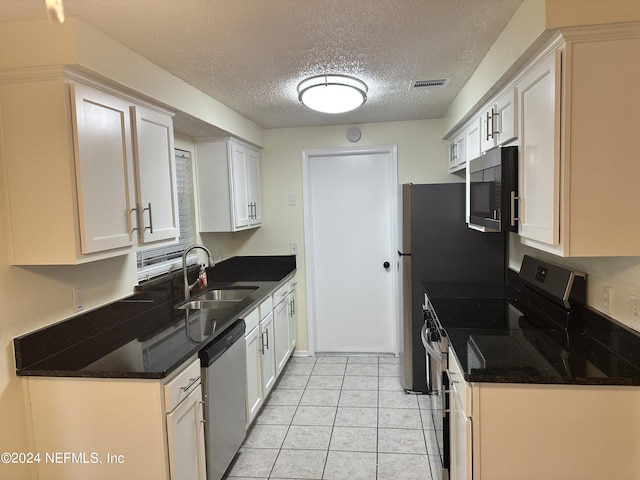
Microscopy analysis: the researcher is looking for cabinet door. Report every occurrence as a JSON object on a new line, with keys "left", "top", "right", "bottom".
{"left": 71, "top": 83, "right": 135, "bottom": 254}
{"left": 480, "top": 107, "right": 497, "bottom": 153}
{"left": 245, "top": 324, "right": 263, "bottom": 426}
{"left": 273, "top": 297, "right": 290, "bottom": 376}
{"left": 230, "top": 141, "right": 250, "bottom": 229}
{"left": 260, "top": 312, "right": 277, "bottom": 395}
{"left": 495, "top": 88, "right": 517, "bottom": 145}
{"left": 465, "top": 118, "right": 481, "bottom": 162}
{"left": 166, "top": 384, "right": 206, "bottom": 480}
{"left": 288, "top": 288, "right": 297, "bottom": 351}
{"left": 448, "top": 131, "right": 465, "bottom": 171}
{"left": 451, "top": 391, "right": 472, "bottom": 480}
{"left": 246, "top": 147, "right": 262, "bottom": 226}
{"left": 132, "top": 106, "right": 179, "bottom": 244}
{"left": 518, "top": 51, "right": 560, "bottom": 245}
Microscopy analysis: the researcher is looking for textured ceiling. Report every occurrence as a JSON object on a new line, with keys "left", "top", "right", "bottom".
{"left": 0, "top": 0, "right": 525, "bottom": 131}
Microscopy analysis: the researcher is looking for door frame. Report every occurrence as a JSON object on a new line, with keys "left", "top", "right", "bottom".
{"left": 302, "top": 144, "right": 399, "bottom": 356}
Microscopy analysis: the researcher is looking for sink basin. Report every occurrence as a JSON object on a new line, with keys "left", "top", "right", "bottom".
{"left": 176, "top": 286, "right": 258, "bottom": 310}
{"left": 198, "top": 287, "right": 257, "bottom": 302}
{"left": 177, "top": 299, "right": 240, "bottom": 310}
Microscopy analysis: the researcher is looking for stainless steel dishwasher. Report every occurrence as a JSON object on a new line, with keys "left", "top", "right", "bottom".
{"left": 199, "top": 319, "right": 247, "bottom": 480}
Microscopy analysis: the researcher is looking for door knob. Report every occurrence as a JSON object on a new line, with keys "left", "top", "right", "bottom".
{"left": 383, "top": 261, "right": 390, "bottom": 269}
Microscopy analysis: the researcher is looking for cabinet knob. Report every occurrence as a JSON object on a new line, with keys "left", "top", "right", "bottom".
{"left": 383, "top": 261, "right": 390, "bottom": 269}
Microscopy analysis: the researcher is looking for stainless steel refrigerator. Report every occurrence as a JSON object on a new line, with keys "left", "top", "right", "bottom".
{"left": 398, "top": 183, "right": 506, "bottom": 393}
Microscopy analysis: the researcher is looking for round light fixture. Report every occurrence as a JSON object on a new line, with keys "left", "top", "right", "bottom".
{"left": 297, "top": 74, "right": 368, "bottom": 114}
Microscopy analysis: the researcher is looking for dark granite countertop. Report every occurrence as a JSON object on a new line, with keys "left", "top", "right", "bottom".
{"left": 424, "top": 275, "right": 640, "bottom": 386}
{"left": 447, "top": 325, "right": 640, "bottom": 386}
{"left": 14, "top": 256, "right": 296, "bottom": 379}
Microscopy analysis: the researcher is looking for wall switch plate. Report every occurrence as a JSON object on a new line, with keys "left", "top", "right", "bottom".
{"left": 290, "top": 242, "right": 299, "bottom": 255}
{"left": 602, "top": 285, "right": 612, "bottom": 314}
{"left": 73, "top": 287, "right": 84, "bottom": 312}
{"left": 288, "top": 194, "right": 296, "bottom": 206}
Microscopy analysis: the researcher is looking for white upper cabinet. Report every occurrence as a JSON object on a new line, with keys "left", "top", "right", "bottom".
{"left": 517, "top": 26, "right": 640, "bottom": 256}
{"left": 448, "top": 129, "right": 466, "bottom": 172}
{"left": 0, "top": 70, "right": 179, "bottom": 265}
{"left": 481, "top": 87, "right": 518, "bottom": 152}
{"left": 517, "top": 49, "right": 560, "bottom": 247}
{"left": 71, "top": 82, "right": 136, "bottom": 255}
{"left": 195, "top": 137, "right": 262, "bottom": 232}
{"left": 465, "top": 117, "right": 482, "bottom": 162}
{"left": 131, "top": 105, "right": 179, "bottom": 244}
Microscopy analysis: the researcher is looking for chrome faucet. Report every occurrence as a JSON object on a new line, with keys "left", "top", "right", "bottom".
{"left": 182, "top": 245, "right": 215, "bottom": 300}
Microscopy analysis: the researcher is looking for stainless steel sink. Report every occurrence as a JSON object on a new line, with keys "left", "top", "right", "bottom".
{"left": 198, "top": 288, "right": 257, "bottom": 302}
{"left": 176, "top": 286, "right": 258, "bottom": 310}
{"left": 177, "top": 299, "right": 240, "bottom": 310}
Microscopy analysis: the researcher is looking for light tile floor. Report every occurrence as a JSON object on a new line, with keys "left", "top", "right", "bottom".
{"left": 224, "top": 355, "right": 443, "bottom": 480}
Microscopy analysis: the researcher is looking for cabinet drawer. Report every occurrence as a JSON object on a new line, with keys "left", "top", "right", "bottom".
{"left": 164, "top": 357, "right": 201, "bottom": 412}
{"left": 259, "top": 296, "right": 273, "bottom": 320}
{"left": 273, "top": 283, "right": 288, "bottom": 307}
{"left": 244, "top": 307, "right": 260, "bottom": 333}
{"left": 448, "top": 350, "right": 472, "bottom": 415}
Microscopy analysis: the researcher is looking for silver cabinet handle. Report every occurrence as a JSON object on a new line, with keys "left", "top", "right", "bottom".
{"left": 142, "top": 202, "right": 154, "bottom": 233}
{"left": 181, "top": 377, "right": 200, "bottom": 392}
{"left": 129, "top": 207, "right": 138, "bottom": 234}
{"left": 248, "top": 202, "right": 258, "bottom": 219}
{"left": 510, "top": 191, "right": 520, "bottom": 227}
{"left": 491, "top": 107, "right": 500, "bottom": 137}
{"left": 259, "top": 332, "right": 265, "bottom": 354}
{"left": 486, "top": 111, "right": 492, "bottom": 140}
{"left": 264, "top": 328, "right": 269, "bottom": 350}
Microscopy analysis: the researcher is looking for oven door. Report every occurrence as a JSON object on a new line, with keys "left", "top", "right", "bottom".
{"left": 420, "top": 320, "right": 444, "bottom": 394}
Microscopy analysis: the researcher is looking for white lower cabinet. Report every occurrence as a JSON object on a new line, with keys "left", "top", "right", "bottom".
{"left": 244, "top": 308, "right": 263, "bottom": 426}
{"left": 287, "top": 280, "right": 298, "bottom": 351}
{"left": 166, "top": 383, "right": 207, "bottom": 480}
{"left": 24, "top": 356, "right": 205, "bottom": 480}
{"left": 273, "top": 283, "right": 291, "bottom": 376}
{"left": 260, "top": 309, "right": 277, "bottom": 395}
{"left": 243, "top": 277, "right": 297, "bottom": 428}
{"left": 448, "top": 349, "right": 640, "bottom": 480}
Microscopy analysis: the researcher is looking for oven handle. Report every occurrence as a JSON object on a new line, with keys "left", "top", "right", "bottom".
{"left": 421, "top": 321, "right": 443, "bottom": 360}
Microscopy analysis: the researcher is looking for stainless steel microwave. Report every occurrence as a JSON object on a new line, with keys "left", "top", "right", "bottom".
{"left": 468, "top": 146, "right": 518, "bottom": 232}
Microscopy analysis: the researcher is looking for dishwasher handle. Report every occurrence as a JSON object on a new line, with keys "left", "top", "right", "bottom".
{"left": 199, "top": 319, "right": 246, "bottom": 367}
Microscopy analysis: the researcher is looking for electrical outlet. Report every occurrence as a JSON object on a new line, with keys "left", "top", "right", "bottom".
{"left": 73, "top": 287, "right": 84, "bottom": 312}
{"left": 631, "top": 295, "right": 640, "bottom": 327}
{"left": 602, "top": 285, "right": 612, "bottom": 314}
{"left": 290, "top": 242, "right": 299, "bottom": 255}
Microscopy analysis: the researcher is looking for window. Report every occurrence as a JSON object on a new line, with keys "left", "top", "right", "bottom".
{"left": 136, "top": 149, "right": 196, "bottom": 282}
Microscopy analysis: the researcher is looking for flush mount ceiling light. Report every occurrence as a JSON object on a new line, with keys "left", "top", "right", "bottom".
{"left": 297, "top": 74, "right": 368, "bottom": 114}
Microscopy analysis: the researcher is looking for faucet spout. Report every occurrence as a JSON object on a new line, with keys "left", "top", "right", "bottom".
{"left": 182, "top": 245, "right": 215, "bottom": 300}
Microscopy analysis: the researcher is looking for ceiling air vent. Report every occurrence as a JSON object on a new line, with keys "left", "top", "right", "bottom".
{"left": 411, "top": 78, "right": 450, "bottom": 91}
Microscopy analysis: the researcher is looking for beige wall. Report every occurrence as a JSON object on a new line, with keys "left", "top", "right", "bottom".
{"left": 201, "top": 119, "right": 453, "bottom": 351}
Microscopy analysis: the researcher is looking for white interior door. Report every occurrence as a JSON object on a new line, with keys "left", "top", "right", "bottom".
{"left": 304, "top": 146, "right": 398, "bottom": 354}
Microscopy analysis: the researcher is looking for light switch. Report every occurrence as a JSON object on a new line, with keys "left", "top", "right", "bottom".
{"left": 290, "top": 242, "right": 299, "bottom": 255}
{"left": 288, "top": 194, "right": 296, "bottom": 206}
{"left": 73, "top": 287, "right": 84, "bottom": 312}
